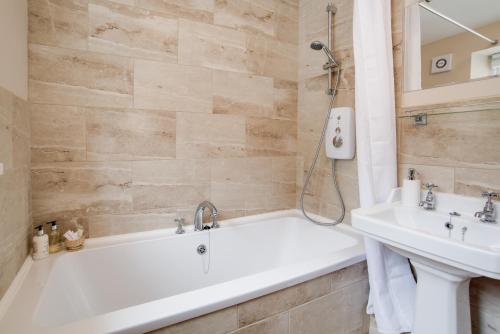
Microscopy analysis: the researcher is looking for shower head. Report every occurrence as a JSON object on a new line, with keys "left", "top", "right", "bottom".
{"left": 310, "top": 41, "right": 338, "bottom": 66}
{"left": 310, "top": 41, "right": 324, "bottom": 50}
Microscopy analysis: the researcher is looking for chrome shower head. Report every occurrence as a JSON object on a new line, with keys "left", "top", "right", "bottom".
{"left": 310, "top": 40, "right": 338, "bottom": 66}
{"left": 310, "top": 41, "right": 324, "bottom": 50}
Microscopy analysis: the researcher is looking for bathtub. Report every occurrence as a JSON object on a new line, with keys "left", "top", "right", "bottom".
{"left": 0, "top": 209, "right": 365, "bottom": 334}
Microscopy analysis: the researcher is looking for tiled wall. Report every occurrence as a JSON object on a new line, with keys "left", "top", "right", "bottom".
{"left": 0, "top": 86, "right": 31, "bottom": 298}
{"left": 392, "top": 1, "right": 500, "bottom": 333}
{"left": 149, "top": 262, "right": 369, "bottom": 334}
{"left": 28, "top": 0, "right": 299, "bottom": 236}
{"left": 297, "top": 0, "right": 358, "bottom": 221}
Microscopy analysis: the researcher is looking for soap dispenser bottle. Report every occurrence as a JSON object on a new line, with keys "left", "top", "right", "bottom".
{"left": 32, "top": 225, "right": 49, "bottom": 260}
{"left": 402, "top": 168, "right": 421, "bottom": 207}
{"left": 47, "top": 221, "right": 62, "bottom": 253}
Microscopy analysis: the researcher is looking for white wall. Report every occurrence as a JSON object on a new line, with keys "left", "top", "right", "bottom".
{"left": 0, "top": 0, "right": 28, "bottom": 99}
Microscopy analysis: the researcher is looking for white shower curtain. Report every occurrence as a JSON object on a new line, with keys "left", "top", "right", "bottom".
{"left": 404, "top": 2, "right": 422, "bottom": 91}
{"left": 353, "top": 1, "right": 416, "bottom": 333}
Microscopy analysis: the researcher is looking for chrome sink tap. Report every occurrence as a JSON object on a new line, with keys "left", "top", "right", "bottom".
{"left": 194, "top": 201, "right": 219, "bottom": 231}
{"left": 475, "top": 192, "right": 498, "bottom": 224}
{"left": 420, "top": 183, "right": 438, "bottom": 210}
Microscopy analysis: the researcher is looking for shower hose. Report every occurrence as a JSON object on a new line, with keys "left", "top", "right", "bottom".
{"left": 299, "top": 68, "right": 345, "bottom": 226}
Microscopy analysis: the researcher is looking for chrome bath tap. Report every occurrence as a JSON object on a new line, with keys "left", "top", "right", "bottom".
{"left": 194, "top": 201, "right": 219, "bottom": 231}
{"left": 420, "top": 183, "right": 438, "bottom": 210}
{"left": 475, "top": 192, "right": 498, "bottom": 224}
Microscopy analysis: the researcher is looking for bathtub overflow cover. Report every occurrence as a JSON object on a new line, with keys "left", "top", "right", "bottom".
{"left": 197, "top": 244, "right": 207, "bottom": 255}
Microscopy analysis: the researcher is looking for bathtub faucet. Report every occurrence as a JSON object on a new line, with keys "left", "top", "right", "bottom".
{"left": 194, "top": 201, "right": 219, "bottom": 231}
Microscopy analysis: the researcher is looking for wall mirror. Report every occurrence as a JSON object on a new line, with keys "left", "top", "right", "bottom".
{"left": 403, "top": 0, "right": 500, "bottom": 98}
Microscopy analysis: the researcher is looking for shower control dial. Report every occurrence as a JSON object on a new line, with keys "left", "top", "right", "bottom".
{"left": 326, "top": 107, "right": 355, "bottom": 159}
{"left": 332, "top": 135, "right": 343, "bottom": 148}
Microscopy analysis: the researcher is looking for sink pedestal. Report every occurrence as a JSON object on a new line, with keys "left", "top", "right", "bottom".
{"left": 351, "top": 189, "right": 500, "bottom": 334}
{"left": 412, "top": 260, "right": 472, "bottom": 334}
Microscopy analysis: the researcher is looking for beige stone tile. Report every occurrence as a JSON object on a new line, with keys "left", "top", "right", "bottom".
{"left": 0, "top": 115, "right": 13, "bottom": 171}
{"left": 211, "top": 181, "right": 272, "bottom": 212}
{"left": 289, "top": 289, "right": 346, "bottom": 334}
{"left": 319, "top": 159, "right": 359, "bottom": 211}
{"left": 210, "top": 157, "right": 277, "bottom": 212}
{"left": 28, "top": 0, "right": 88, "bottom": 50}
{"left": 261, "top": 36, "right": 298, "bottom": 82}
{"left": 214, "top": 209, "right": 245, "bottom": 221}
{"left": 0, "top": 86, "right": 14, "bottom": 125}
{"left": 238, "top": 274, "right": 331, "bottom": 327}
{"left": 87, "top": 212, "right": 178, "bottom": 237}
{"left": 289, "top": 278, "right": 368, "bottom": 334}
{"left": 0, "top": 213, "right": 30, "bottom": 298}
{"left": 214, "top": 0, "right": 275, "bottom": 36}
{"left": 399, "top": 110, "right": 500, "bottom": 169}
{"left": 136, "top": 0, "right": 214, "bottom": 23}
{"left": 0, "top": 90, "right": 30, "bottom": 302}
{"left": 336, "top": 49, "right": 355, "bottom": 90}
{"left": 272, "top": 156, "right": 296, "bottom": 183}
{"left": 266, "top": 193, "right": 296, "bottom": 211}
{"left": 454, "top": 168, "right": 500, "bottom": 198}
{"left": 398, "top": 163, "right": 454, "bottom": 194}
{"left": 131, "top": 159, "right": 210, "bottom": 211}
{"left": 246, "top": 117, "right": 297, "bottom": 156}
{"left": 231, "top": 313, "right": 289, "bottom": 334}
{"left": 178, "top": 19, "right": 264, "bottom": 74}
{"left": 274, "top": 0, "right": 298, "bottom": 44}
{"left": 108, "top": 0, "right": 135, "bottom": 4}
{"left": 31, "top": 104, "right": 86, "bottom": 162}
{"left": 148, "top": 307, "right": 237, "bottom": 334}
{"left": 131, "top": 181, "right": 208, "bottom": 214}
{"left": 132, "top": 159, "right": 210, "bottom": 185}
{"left": 272, "top": 156, "right": 296, "bottom": 199}
{"left": 331, "top": 261, "right": 368, "bottom": 292}
{"left": 134, "top": 60, "right": 213, "bottom": 113}
{"left": 213, "top": 70, "right": 273, "bottom": 118}
{"left": 88, "top": 0, "right": 178, "bottom": 62}
{"left": 13, "top": 97, "right": 31, "bottom": 139}
{"left": 470, "top": 278, "right": 500, "bottom": 334}
{"left": 176, "top": 112, "right": 246, "bottom": 159}
{"left": 31, "top": 162, "right": 132, "bottom": 225}
{"left": 29, "top": 44, "right": 133, "bottom": 108}
{"left": 86, "top": 108, "right": 176, "bottom": 161}
{"left": 343, "top": 279, "right": 371, "bottom": 333}
{"left": 273, "top": 79, "right": 298, "bottom": 120}
{"left": 211, "top": 157, "right": 272, "bottom": 184}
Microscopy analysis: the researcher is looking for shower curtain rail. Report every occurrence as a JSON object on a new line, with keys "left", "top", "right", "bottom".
{"left": 419, "top": 2, "right": 498, "bottom": 45}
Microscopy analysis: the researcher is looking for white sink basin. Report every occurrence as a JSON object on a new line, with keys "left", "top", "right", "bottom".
{"left": 352, "top": 188, "right": 500, "bottom": 334}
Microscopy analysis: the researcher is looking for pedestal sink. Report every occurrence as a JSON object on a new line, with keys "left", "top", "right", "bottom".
{"left": 351, "top": 188, "right": 500, "bottom": 334}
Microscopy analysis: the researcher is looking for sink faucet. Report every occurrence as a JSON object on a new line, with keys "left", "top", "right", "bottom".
{"left": 420, "top": 183, "right": 438, "bottom": 210}
{"left": 194, "top": 201, "right": 219, "bottom": 231}
{"left": 475, "top": 192, "right": 498, "bottom": 224}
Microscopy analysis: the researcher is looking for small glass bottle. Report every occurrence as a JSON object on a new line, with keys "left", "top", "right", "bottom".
{"left": 32, "top": 225, "right": 49, "bottom": 260}
{"left": 47, "top": 221, "right": 62, "bottom": 253}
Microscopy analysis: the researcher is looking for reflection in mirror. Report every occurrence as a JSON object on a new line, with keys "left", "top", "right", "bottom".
{"left": 404, "top": 0, "right": 500, "bottom": 92}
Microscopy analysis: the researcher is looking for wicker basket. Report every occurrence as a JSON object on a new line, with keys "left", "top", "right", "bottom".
{"left": 64, "top": 236, "right": 85, "bottom": 252}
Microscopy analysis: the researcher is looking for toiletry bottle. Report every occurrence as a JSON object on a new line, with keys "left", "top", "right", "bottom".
{"left": 32, "top": 225, "right": 49, "bottom": 260}
{"left": 402, "top": 168, "right": 421, "bottom": 207}
{"left": 47, "top": 221, "right": 62, "bottom": 253}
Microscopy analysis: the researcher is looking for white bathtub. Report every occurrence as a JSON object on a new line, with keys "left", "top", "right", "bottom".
{"left": 0, "top": 209, "right": 365, "bottom": 334}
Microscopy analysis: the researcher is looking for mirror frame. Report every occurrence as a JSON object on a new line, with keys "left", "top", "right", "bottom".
{"left": 401, "top": 0, "right": 500, "bottom": 108}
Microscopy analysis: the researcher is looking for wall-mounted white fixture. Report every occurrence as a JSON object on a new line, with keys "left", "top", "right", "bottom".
{"left": 352, "top": 188, "right": 500, "bottom": 334}
{"left": 0, "top": 162, "right": 4, "bottom": 176}
{"left": 431, "top": 54, "right": 453, "bottom": 73}
{"left": 325, "top": 107, "right": 355, "bottom": 160}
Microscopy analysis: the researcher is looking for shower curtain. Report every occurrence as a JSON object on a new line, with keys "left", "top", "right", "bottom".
{"left": 353, "top": 0, "right": 416, "bottom": 333}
